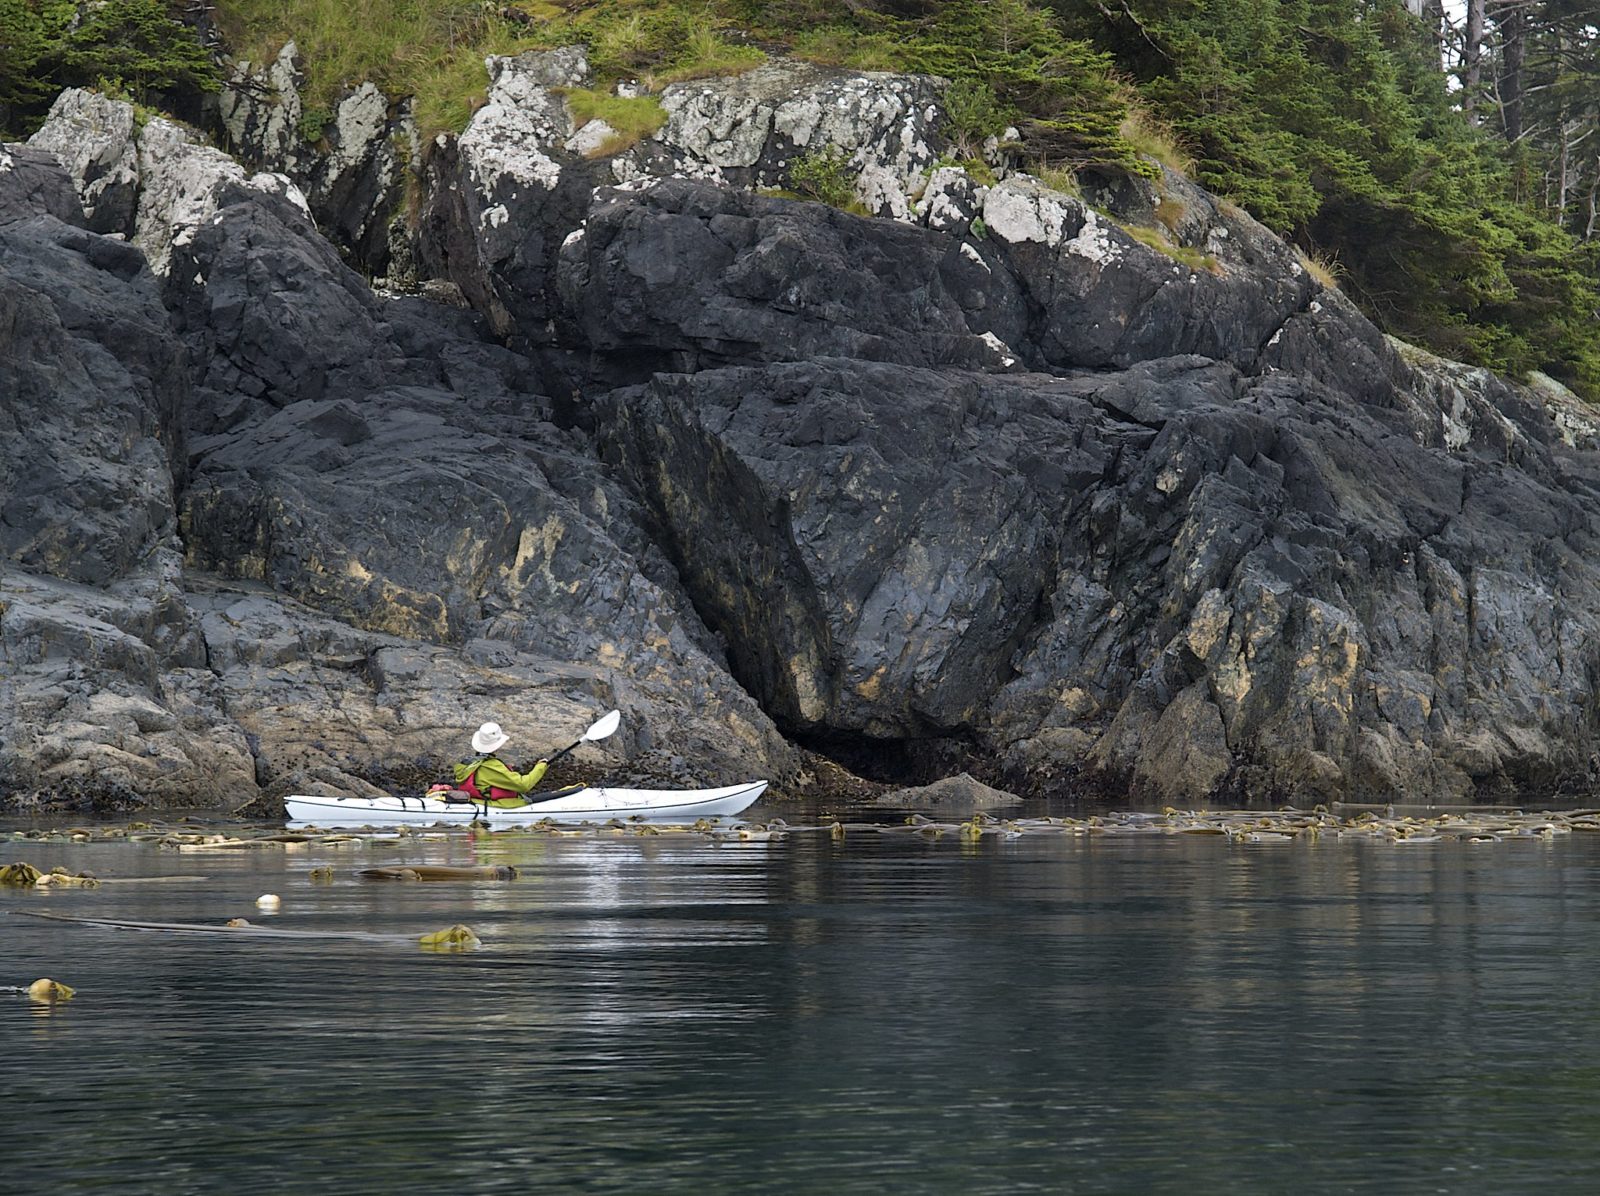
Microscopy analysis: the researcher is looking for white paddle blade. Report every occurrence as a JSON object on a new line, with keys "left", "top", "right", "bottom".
{"left": 584, "top": 709, "right": 621, "bottom": 742}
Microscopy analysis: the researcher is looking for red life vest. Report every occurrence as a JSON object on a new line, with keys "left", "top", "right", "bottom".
{"left": 460, "top": 765, "right": 517, "bottom": 801}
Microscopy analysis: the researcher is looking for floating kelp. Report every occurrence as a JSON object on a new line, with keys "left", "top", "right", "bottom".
{"left": 35, "top": 869, "right": 100, "bottom": 888}
{"left": 1, "top": 862, "right": 99, "bottom": 887}
{"left": 357, "top": 865, "right": 519, "bottom": 881}
{"left": 10, "top": 807, "right": 1600, "bottom": 857}
{"left": 417, "top": 925, "right": 481, "bottom": 951}
{"left": 11, "top": 909, "right": 470, "bottom": 946}
{"left": 796, "top": 806, "right": 1600, "bottom": 844}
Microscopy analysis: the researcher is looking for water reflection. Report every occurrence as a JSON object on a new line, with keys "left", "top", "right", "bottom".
{"left": 5, "top": 827, "right": 1600, "bottom": 1191}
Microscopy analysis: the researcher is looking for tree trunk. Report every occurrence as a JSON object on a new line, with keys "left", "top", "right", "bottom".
{"left": 1556, "top": 124, "right": 1572, "bottom": 222}
{"left": 1499, "top": 1, "right": 1526, "bottom": 143}
{"left": 1463, "top": 0, "right": 1486, "bottom": 122}
{"left": 1586, "top": 156, "right": 1600, "bottom": 242}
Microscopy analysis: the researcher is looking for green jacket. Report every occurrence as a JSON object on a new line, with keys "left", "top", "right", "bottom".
{"left": 453, "top": 755, "right": 549, "bottom": 800}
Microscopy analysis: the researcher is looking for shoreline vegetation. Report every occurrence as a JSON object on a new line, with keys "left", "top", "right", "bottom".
{"left": 2, "top": 0, "right": 1595, "bottom": 397}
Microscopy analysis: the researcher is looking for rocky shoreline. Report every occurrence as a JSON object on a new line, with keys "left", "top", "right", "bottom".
{"left": 6, "top": 49, "right": 1600, "bottom": 813}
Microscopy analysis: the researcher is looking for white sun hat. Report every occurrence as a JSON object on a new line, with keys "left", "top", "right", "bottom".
{"left": 471, "top": 721, "right": 509, "bottom": 755}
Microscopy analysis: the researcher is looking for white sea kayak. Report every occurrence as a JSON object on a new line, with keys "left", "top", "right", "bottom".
{"left": 283, "top": 781, "right": 768, "bottom": 827}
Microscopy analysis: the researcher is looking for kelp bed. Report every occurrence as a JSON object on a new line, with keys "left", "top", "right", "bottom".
{"left": 5, "top": 807, "right": 1597, "bottom": 972}
{"left": 5, "top": 806, "right": 1600, "bottom": 850}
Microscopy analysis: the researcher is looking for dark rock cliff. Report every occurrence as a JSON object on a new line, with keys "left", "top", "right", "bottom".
{"left": 6, "top": 52, "right": 1600, "bottom": 810}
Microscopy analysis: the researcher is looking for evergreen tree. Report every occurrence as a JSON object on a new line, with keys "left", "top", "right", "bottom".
{"left": 0, "top": 0, "right": 219, "bottom": 135}
{"left": 1063, "top": 0, "right": 1600, "bottom": 395}
{"left": 0, "top": 0, "right": 55, "bottom": 127}
{"left": 55, "top": 0, "right": 220, "bottom": 99}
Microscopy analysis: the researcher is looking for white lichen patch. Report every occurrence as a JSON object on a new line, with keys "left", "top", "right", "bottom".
{"left": 327, "top": 83, "right": 391, "bottom": 177}
{"left": 979, "top": 331, "right": 1017, "bottom": 368}
{"left": 1442, "top": 390, "right": 1472, "bottom": 451}
{"left": 564, "top": 119, "right": 619, "bottom": 157}
{"left": 653, "top": 60, "right": 942, "bottom": 215}
{"left": 458, "top": 52, "right": 585, "bottom": 197}
{"left": 26, "top": 87, "right": 139, "bottom": 225}
{"left": 981, "top": 181, "right": 1082, "bottom": 248}
{"left": 461, "top": 118, "right": 564, "bottom": 197}
{"left": 218, "top": 43, "right": 303, "bottom": 171}
{"left": 134, "top": 118, "right": 254, "bottom": 277}
{"left": 1528, "top": 370, "right": 1600, "bottom": 450}
{"left": 660, "top": 87, "right": 776, "bottom": 169}
{"left": 1063, "top": 208, "right": 1123, "bottom": 265}
{"left": 247, "top": 172, "right": 310, "bottom": 216}
{"left": 1001, "top": 184, "right": 1124, "bottom": 267}
{"left": 917, "top": 166, "right": 985, "bottom": 233}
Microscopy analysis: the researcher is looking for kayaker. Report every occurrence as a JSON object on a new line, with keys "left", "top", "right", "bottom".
{"left": 450, "top": 721, "right": 550, "bottom": 806}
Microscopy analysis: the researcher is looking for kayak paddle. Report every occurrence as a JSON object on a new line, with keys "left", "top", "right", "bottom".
{"left": 543, "top": 709, "right": 622, "bottom": 766}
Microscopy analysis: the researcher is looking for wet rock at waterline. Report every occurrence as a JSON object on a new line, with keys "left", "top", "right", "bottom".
{"left": 874, "top": 773, "right": 1023, "bottom": 814}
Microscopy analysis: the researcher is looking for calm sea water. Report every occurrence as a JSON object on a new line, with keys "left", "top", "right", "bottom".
{"left": 5, "top": 813, "right": 1600, "bottom": 1193}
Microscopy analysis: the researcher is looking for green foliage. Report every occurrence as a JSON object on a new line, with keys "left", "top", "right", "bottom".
{"left": 969, "top": 214, "right": 988, "bottom": 239}
{"left": 894, "top": 0, "right": 1144, "bottom": 173}
{"left": 0, "top": 0, "right": 55, "bottom": 125}
{"left": 212, "top": 0, "right": 1138, "bottom": 171}
{"left": 790, "top": 25, "right": 899, "bottom": 71}
{"left": 1069, "top": 0, "right": 1600, "bottom": 396}
{"left": 2, "top": 0, "right": 217, "bottom": 134}
{"left": 221, "top": 0, "right": 519, "bottom": 141}
{"left": 1120, "top": 220, "right": 1218, "bottom": 273}
{"left": 559, "top": 87, "right": 667, "bottom": 155}
{"left": 730, "top": 0, "right": 1146, "bottom": 172}
{"left": 934, "top": 154, "right": 998, "bottom": 186}
{"left": 942, "top": 80, "right": 1006, "bottom": 155}
{"left": 650, "top": 26, "right": 764, "bottom": 83}
{"left": 298, "top": 103, "right": 331, "bottom": 143}
{"left": 58, "top": 0, "right": 220, "bottom": 99}
{"left": 790, "top": 145, "right": 857, "bottom": 209}
{"left": 8, "top": 0, "right": 1584, "bottom": 395}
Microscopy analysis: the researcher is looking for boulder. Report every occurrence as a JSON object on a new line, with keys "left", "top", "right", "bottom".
{"left": 134, "top": 117, "right": 309, "bottom": 278}
{"left": 25, "top": 88, "right": 139, "bottom": 234}
{"left": 599, "top": 358, "right": 1104, "bottom": 735}
{"left": 599, "top": 342, "right": 1600, "bottom": 803}
{"left": 414, "top": 47, "right": 608, "bottom": 342}
{"left": 0, "top": 143, "right": 85, "bottom": 228}
{"left": 874, "top": 772, "right": 1022, "bottom": 813}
